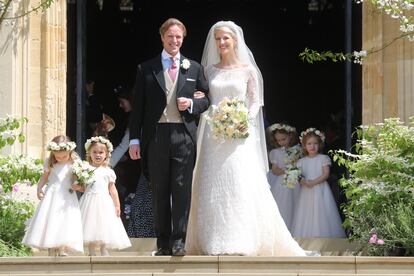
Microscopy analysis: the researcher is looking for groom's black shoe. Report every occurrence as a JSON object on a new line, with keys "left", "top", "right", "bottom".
{"left": 154, "top": 248, "right": 172, "bottom": 256}
{"left": 172, "top": 240, "right": 186, "bottom": 256}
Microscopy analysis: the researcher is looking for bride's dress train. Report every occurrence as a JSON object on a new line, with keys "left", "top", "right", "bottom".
{"left": 185, "top": 65, "right": 306, "bottom": 256}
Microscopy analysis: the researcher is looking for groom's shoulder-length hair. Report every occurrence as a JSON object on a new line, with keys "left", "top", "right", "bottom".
{"left": 159, "top": 18, "right": 187, "bottom": 38}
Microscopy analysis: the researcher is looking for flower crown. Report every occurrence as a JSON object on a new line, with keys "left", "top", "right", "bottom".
{"left": 84, "top": 136, "right": 113, "bottom": 153}
{"left": 268, "top": 123, "right": 296, "bottom": 133}
{"left": 300, "top": 128, "right": 325, "bottom": 143}
{"left": 46, "top": 141, "right": 76, "bottom": 151}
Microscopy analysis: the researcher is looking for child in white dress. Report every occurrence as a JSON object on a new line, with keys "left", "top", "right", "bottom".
{"left": 266, "top": 123, "right": 301, "bottom": 231}
{"left": 72, "top": 136, "right": 131, "bottom": 256}
{"left": 22, "top": 135, "right": 83, "bottom": 256}
{"left": 291, "top": 128, "right": 346, "bottom": 238}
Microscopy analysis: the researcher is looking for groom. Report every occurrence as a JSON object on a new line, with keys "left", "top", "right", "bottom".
{"left": 128, "top": 18, "right": 209, "bottom": 256}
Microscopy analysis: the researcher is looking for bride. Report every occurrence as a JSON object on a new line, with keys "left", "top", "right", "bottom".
{"left": 185, "top": 21, "right": 306, "bottom": 256}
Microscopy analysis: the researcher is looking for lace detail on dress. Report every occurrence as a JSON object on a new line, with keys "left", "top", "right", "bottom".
{"left": 186, "top": 65, "right": 307, "bottom": 256}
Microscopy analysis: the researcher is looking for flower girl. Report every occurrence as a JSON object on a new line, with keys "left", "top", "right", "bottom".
{"left": 72, "top": 136, "right": 131, "bottom": 256}
{"left": 266, "top": 123, "right": 301, "bottom": 231}
{"left": 22, "top": 135, "right": 83, "bottom": 256}
{"left": 291, "top": 128, "right": 346, "bottom": 238}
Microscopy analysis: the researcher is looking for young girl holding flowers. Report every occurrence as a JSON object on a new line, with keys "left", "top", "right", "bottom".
{"left": 266, "top": 123, "right": 301, "bottom": 231}
{"left": 291, "top": 128, "right": 345, "bottom": 238}
{"left": 72, "top": 136, "right": 131, "bottom": 256}
{"left": 22, "top": 135, "right": 84, "bottom": 256}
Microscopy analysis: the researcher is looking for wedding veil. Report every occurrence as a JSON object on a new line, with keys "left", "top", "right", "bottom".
{"left": 201, "top": 21, "right": 264, "bottom": 106}
{"left": 200, "top": 21, "right": 269, "bottom": 174}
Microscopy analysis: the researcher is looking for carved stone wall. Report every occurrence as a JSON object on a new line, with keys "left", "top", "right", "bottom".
{"left": 0, "top": 0, "right": 67, "bottom": 159}
{"left": 362, "top": 2, "right": 414, "bottom": 124}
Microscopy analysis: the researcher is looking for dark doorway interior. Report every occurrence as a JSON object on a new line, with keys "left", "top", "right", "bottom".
{"left": 67, "top": 0, "right": 361, "bottom": 151}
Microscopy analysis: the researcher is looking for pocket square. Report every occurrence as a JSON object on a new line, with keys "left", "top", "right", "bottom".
{"left": 186, "top": 78, "right": 196, "bottom": 81}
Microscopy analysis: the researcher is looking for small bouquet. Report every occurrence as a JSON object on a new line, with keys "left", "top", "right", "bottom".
{"left": 282, "top": 145, "right": 303, "bottom": 189}
{"left": 71, "top": 159, "right": 95, "bottom": 193}
{"left": 206, "top": 97, "right": 249, "bottom": 140}
{"left": 283, "top": 165, "right": 302, "bottom": 189}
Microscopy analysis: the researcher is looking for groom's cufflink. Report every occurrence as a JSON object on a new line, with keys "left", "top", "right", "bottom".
{"left": 186, "top": 78, "right": 196, "bottom": 81}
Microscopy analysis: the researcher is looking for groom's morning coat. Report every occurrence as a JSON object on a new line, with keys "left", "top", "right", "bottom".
{"left": 129, "top": 54, "right": 209, "bottom": 175}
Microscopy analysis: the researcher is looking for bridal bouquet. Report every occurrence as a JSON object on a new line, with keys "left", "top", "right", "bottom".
{"left": 282, "top": 145, "right": 303, "bottom": 189}
{"left": 206, "top": 97, "right": 249, "bottom": 140}
{"left": 70, "top": 159, "right": 95, "bottom": 193}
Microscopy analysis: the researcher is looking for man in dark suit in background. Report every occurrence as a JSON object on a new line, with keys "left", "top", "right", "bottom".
{"left": 128, "top": 18, "right": 209, "bottom": 256}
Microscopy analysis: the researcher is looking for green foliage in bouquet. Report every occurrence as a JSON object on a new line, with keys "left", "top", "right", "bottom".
{"left": 333, "top": 118, "right": 414, "bottom": 256}
{"left": 206, "top": 97, "right": 250, "bottom": 140}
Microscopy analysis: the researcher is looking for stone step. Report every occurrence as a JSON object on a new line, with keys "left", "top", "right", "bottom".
{"left": 31, "top": 238, "right": 359, "bottom": 257}
{"left": 1, "top": 256, "right": 414, "bottom": 275}
{"left": 4, "top": 274, "right": 414, "bottom": 276}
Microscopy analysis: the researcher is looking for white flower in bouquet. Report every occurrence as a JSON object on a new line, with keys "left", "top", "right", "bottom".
{"left": 71, "top": 159, "right": 95, "bottom": 192}
{"left": 282, "top": 145, "right": 303, "bottom": 189}
{"left": 283, "top": 165, "right": 302, "bottom": 189}
{"left": 206, "top": 97, "right": 249, "bottom": 140}
{"left": 284, "top": 145, "right": 302, "bottom": 165}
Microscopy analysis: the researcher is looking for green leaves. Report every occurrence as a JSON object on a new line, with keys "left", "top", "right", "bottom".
{"left": 0, "top": 193, "right": 34, "bottom": 256}
{"left": 332, "top": 117, "right": 414, "bottom": 256}
{"left": 0, "top": 116, "right": 27, "bottom": 150}
{"left": 0, "top": 0, "right": 57, "bottom": 25}
{"left": 299, "top": 48, "right": 353, "bottom": 64}
{"left": 0, "top": 116, "right": 43, "bottom": 193}
{"left": 0, "top": 115, "right": 42, "bottom": 256}
{"left": 299, "top": 1, "right": 414, "bottom": 65}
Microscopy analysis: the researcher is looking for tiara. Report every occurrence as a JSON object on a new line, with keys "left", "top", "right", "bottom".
{"left": 268, "top": 123, "right": 296, "bottom": 133}
{"left": 46, "top": 141, "right": 76, "bottom": 151}
{"left": 85, "top": 136, "right": 114, "bottom": 153}
{"left": 300, "top": 128, "right": 325, "bottom": 142}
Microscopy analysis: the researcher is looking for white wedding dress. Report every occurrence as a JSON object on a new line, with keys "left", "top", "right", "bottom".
{"left": 185, "top": 65, "right": 306, "bottom": 256}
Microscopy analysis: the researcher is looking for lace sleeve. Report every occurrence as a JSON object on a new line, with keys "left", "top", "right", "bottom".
{"left": 321, "top": 154, "right": 332, "bottom": 167}
{"left": 246, "top": 67, "right": 261, "bottom": 118}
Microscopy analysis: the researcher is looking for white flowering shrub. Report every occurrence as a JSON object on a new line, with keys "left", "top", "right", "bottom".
{"left": 0, "top": 116, "right": 43, "bottom": 193}
{"left": 0, "top": 116, "right": 42, "bottom": 256}
{"left": 333, "top": 118, "right": 414, "bottom": 256}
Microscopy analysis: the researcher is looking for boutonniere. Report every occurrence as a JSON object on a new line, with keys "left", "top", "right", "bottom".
{"left": 181, "top": 59, "right": 191, "bottom": 70}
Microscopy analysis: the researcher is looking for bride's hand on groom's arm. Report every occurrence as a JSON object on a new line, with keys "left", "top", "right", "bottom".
{"left": 129, "top": 144, "right": 141, "bottom": 160}
{"left": 193, "top": 91, "right": 205, "bottom": 99}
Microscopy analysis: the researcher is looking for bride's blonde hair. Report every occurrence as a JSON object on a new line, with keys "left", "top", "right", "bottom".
{"left": 215, "top": 26, "right": 237, "bottom": 39}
